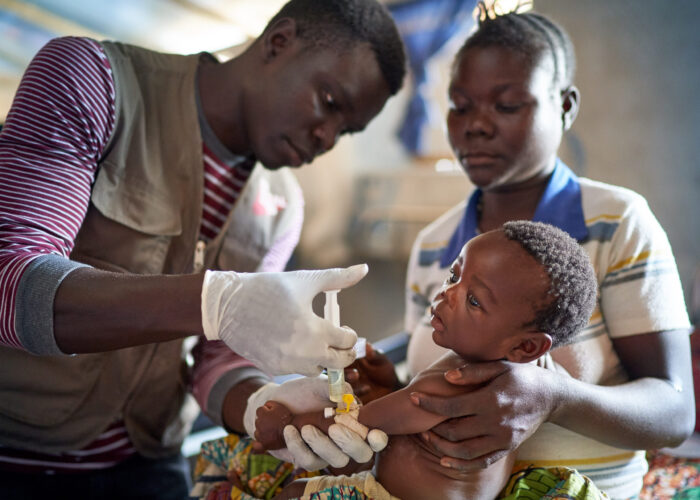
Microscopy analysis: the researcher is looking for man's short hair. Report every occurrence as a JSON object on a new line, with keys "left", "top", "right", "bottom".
{"left": 265, "top": 0, "right": 406, "bottom": 95}
{"left": 502, "top": 220, "right": 597, "bottom": 347}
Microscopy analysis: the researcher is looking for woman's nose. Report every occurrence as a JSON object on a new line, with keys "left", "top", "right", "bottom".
{"left": 465, "top": 107, "right": 495, "bottom": 137}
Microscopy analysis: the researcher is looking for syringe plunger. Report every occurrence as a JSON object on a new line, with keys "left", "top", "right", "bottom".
{"left": 324, "top": 290, "right": 345, "bottom": 403}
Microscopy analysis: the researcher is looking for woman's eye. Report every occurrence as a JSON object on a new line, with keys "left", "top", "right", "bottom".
{"left": 496, "top": 103, "right": 522, "bottom": 113}
{"left": 467, "top": 293, "right": 480, "bottom": 308}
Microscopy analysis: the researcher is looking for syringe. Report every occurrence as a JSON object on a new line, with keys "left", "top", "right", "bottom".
{"left": 324, "top": 290, "right": 346, "bottom": 404}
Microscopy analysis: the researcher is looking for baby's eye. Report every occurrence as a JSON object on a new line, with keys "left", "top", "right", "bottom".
{"left": 467, "top": 293, "right": 481, "bottom": 308}
{"left": 447, "top": 267, "right": 458, "bottom": 284}
{"left": 448, "top": 100, "right": 467, "bottom": 114}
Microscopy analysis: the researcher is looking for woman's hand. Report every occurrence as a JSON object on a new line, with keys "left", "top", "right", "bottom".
{"left": 409, "top": 360, "right": 557, "bottom": 471}
{"left": 345, "top": 343, "right": 401, "bottom": 405}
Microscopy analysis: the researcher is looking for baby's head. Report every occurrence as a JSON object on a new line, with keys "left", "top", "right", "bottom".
{"left": 430, "top": 221, "right": 597, "bottom": 363}
{"left": 447, "top": 6, "right": 579, "bottom": 190}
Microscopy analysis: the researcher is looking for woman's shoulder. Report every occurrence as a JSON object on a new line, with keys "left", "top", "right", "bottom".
{"left": 413, "top": 199, "right": 469, "bottom": 248}
{"left": 578, "top": 177, "right": 651, "bottom": 219}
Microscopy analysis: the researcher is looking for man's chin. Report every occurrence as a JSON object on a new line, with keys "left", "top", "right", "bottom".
{"left": 257, "top": 157, "right": 286, "bottom": 170}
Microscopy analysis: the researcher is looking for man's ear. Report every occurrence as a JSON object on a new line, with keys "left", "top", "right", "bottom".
{"left": 262, "top": 18, "right": 298, "bottom": 62}
{"left": 506, "top": 333, "right": 553, "bottom": 363}
{"left": 561, "top": 85, "right": 580, "bottom": 132}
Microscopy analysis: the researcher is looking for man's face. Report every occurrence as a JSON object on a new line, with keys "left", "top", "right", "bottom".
{"left": 446, "top": 45, "right": 564, "bottom": 191}
{"left": 243, "top": 39, "right": 391, "bottom": 169}
{"left": 430, "top": 231, "right": 551, "bottom": 362}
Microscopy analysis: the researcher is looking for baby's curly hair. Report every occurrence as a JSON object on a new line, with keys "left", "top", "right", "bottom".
{"left": 502, "top": 221, "right": 597, "bottom": 347}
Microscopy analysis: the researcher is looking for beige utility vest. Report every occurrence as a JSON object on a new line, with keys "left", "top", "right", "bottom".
{"left": 0, "top": 41, "right": 302, "bottom": 457}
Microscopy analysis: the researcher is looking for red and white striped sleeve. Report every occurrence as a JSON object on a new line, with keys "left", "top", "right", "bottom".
{"left": 191, "top": 150, "right": 305, "bottom": 421}
{"left": 0, "top": 37, "right": 115, "bottom": 352}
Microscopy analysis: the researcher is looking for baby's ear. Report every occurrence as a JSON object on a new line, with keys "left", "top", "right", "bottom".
{"left": 506, "top": 333, "right": 552, "bottom": 363}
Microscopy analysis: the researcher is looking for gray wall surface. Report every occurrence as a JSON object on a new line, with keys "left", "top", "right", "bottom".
{"left": 534, "top": 0, "right": 700, "bottom": 316}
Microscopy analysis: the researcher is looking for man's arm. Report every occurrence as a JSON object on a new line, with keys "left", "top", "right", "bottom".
{"left": 54, "top": 269, "right": 205, "bottom": 352}
{"left": 0, "top": 37, "right": 116, "bottom": 354}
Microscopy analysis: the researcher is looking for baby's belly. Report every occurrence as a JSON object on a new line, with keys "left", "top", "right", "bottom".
{"left": 375, "top": 435, "right": 510, "bottom": 500}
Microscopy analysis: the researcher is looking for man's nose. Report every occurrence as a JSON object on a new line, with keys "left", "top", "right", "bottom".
{"left": 312, "top": 119, "right": 342, "bottom": 156}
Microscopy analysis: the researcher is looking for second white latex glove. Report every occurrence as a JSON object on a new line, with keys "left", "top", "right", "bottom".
{"left": 201, "top": 264, "right": 367, "bottom": 376}
{"left": 243, "top": 376, "right": 376, "bottom": 470}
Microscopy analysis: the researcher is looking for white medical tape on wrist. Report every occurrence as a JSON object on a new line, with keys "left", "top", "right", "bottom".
{"left": 333, "top": 413, "right": 369, "bottom": 440}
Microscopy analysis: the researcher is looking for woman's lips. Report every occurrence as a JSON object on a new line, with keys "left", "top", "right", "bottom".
{"left": 463, "top": 153, "right": 499, "bottom": 167}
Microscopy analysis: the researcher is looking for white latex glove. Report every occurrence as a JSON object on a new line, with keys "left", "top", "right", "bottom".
{"left": 201, "top": 264, "right": 367, "bottom": 376}
{"left": 243, "top": 376, "right": 377, "bottom": 470}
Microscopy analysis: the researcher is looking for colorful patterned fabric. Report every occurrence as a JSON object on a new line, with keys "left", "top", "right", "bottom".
{"left": 190, "top": 436, "right": 700, "bottom": 500}
{"left": 500, "top": 466, "right": 610, "bottom": 500}
{"left": 189, "top": 434, "right": 320, "bottom": 500}
{"left": 303, "top": 470, "right": 398, "bottom": 500}
{"left": 640, "top": 450, "right": 700, "bottom": 499}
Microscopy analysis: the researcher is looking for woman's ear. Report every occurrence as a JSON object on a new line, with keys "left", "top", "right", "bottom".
{"left": 561, "top": 85, "right": 580, "bottom": 132}
{"left": 506, "top": 333, "right": 553, "bottom": 363}
{"left": 262, "top": 18, "right": 298, "bottom": 62}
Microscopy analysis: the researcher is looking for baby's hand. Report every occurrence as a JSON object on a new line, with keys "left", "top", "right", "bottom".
{"left": 345, "top": 343, "right": 400, "bottom": 405}
{"left": 253, "top": 401, "right": 293, "bottom": 452}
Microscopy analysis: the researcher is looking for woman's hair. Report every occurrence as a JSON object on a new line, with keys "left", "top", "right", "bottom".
{"left": 502, "top": 220, "right": 597, "bottom": 347}
{"left": 457, "top": 2, "right": 575, "bottom": 90}
{"left": 264, "top": 0, "right": 406, "bottom": 96}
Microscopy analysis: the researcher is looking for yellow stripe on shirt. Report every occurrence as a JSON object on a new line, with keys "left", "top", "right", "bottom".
{"left": 605, "top": 250, "right": 666, "bottom": 274}
{"left": 419, "top": 240, "right": 449, "bottom": 250}
{"left": 585, "top": 213, "right": 623, "bottom": 224}
{"left": 515, "top": 451, "right": 639, "bottom": 467}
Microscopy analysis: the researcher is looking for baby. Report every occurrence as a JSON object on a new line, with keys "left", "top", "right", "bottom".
{"left": 256, "top": 221, "right": 598, "bottom": 499}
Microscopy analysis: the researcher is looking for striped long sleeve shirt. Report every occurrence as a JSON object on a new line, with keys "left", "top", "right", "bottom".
{"left": 0, "top": 37, "right": 301, "bottom": 472}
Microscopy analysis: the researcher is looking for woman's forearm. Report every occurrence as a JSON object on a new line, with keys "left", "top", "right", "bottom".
{"left": 548, "top": 330, "right": 695, "bottom": 449}
{"left": 54, "top": 267, "right": 204, "bottom": 353}
{"left": 549, "top": 369, "right": 695, "bottom": 449}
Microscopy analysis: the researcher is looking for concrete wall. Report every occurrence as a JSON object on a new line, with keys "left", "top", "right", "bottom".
{"left": 534, "top": 0, "right": 700, "bottom": 311}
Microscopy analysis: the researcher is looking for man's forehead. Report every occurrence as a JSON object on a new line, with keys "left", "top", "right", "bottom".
{"left": 336, "top": 49, "right": 389, "bottom": 127}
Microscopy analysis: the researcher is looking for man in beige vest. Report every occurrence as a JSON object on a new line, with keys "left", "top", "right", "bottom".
{"left": 0, "top": 0, "right": 406, "bottom": 498}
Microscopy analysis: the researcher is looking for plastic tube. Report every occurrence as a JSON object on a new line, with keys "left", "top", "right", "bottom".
{"left": 324, "top": 290, "right": 345, "bottom": 403}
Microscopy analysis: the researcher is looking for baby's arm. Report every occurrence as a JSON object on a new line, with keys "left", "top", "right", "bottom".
{"left": 254, "top": 351, "right": 472, "bottom": 451}
{"left": 357, "top": 351, "right": 473, "bottom": 434}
